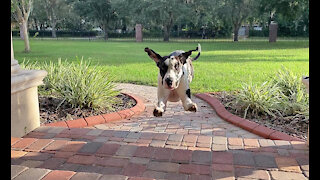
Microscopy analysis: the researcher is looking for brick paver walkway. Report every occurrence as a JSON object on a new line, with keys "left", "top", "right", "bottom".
{"left": 96, "top": 83, "right": 262, "bottom": 139}
{"left": 11, "top": 83, "right": 309, "bottom": 179}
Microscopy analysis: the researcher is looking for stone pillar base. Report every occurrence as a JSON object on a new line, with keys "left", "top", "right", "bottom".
{"left": 135, "top": 24, "right": 143, "bottom": 42}
{"left": 11, "top": 86, "right": 41, "bottom": 137}
{"left": 11, "top": 61, "right": 47, "bottom": 137}
{"left": 269, "top": 22, "right": 278, "bottom": 43}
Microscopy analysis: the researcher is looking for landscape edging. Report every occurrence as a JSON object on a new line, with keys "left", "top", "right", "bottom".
{"left": 43, "top": 93, "right": 145, "bottom": 128}
{"left": 195, "top": 93, "right": 304, "bottom": 142}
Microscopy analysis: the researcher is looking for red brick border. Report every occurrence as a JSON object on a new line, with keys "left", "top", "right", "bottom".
{"left": 43, "top": 93, "right": 145, "bottom": 128}
{"left": 195, "top": 93, "right": 304, "bottom": 142}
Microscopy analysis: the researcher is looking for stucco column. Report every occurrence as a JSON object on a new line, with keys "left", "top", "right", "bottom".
{"left": 11, "top": 32, "right": 47, "bottom": 137}
{"left": 11, "top": 31, "right": 14, "bottom": 60}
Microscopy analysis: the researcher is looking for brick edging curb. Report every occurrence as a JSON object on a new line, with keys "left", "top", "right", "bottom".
{"left": 43, "top": 93, "right": 145, "bottom": 128}
{"left": 195, "top": 93, "right": 305, "bottom": 142}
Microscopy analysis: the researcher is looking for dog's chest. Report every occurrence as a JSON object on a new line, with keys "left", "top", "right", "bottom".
{"left": 168, "top": 89, "right": 180, "bottom": 102}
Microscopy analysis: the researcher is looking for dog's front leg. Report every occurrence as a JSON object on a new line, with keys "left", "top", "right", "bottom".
{"left": 176, "top": 80, "right": 197, "bottom": 112}
{"left": 154, "top": 79, "right": 171, "bottom": 117}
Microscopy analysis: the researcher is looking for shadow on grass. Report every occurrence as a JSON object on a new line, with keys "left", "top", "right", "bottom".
{"left": 13, "top": 39, "right": 309, "bottom": 62}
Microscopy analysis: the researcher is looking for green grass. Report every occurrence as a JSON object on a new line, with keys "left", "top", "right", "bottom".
{"left": 13, "top": 38, "right": 309, "bottom": 93}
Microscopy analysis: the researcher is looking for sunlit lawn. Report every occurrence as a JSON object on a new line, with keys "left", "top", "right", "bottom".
{"left": 13, "top": 38, "right": 309, "bottom": 93}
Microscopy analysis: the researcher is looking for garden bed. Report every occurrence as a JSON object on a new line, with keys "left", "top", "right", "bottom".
{"left": 211, "top": 92, "right": 308, "bottom": 141}
{"left": 39, "top": 93, "right": 136, "bottom": 125}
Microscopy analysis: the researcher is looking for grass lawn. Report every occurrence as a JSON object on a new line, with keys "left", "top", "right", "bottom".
{"left": 13, "top": 38, "right": 309, "bottom": 93}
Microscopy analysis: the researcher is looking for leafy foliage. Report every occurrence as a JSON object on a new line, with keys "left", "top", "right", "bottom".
{"left": 271, "top": 66, "right": 309, "bottom": 117}
{"left": 73, "top": 0, "right": 118, "bottom": 39}
{"left": 231, "top": 81, "right": 283, "bottom": 118}
{"left": 24, "top": 0, "right": 309, "bottom": 40}
{"left": 21, "top": 58, "right": 120, "bottom": 110}
{"left": 231, "top": 67, "right": 308, "bottom": 119}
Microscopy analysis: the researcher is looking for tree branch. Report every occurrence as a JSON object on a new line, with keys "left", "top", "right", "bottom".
{"left": 21, "top": 0, "right": 27, "bottom": 17}
{"left": 14, "top": 3, "right": 24, "bottom": 23}
{"left": 25, "top": 0, "right": 33, "bottom": 21}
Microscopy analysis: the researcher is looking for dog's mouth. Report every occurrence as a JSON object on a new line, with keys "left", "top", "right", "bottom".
{"left": 165, "top": 81, "right": 180, "bottom": 91}
{"left": 164, "top": 84, "right": 176, "bottom": 90}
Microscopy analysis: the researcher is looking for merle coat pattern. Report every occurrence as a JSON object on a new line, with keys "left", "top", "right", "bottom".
{"left": 144, "top": 44, "right": 201, "bottom": 117}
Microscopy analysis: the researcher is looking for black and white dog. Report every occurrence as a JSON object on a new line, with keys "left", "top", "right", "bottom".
{"left": 144, "top": 44, "right": 201, "bottom": 117}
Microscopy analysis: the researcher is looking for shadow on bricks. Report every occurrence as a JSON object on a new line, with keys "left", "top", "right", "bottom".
{"left": 11, "top": 127, "right": 309, "bottom": 180}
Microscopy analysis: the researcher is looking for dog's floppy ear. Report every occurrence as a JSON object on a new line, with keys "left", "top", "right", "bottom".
{"left": 178, "top": 51, "right": 192, "bottom": 64}
{"left": 144, "top": 47, "right": 162, "bottom": 63}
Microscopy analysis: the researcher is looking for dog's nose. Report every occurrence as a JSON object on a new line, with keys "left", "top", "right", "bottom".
{"left": 165, "top": 78, "right": 172, "bottom": 87}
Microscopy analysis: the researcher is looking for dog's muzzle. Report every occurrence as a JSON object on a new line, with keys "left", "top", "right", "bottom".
{"left": 164, "top": 73, "right": 184, "bottom": 90}
{"left": 165, "top": 78, "right": 173, "bottom": 87}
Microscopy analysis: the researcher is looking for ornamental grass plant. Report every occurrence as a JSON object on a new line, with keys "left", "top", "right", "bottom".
{"left": 271, "top": 66, "right": 309, "bottom": 118}
{"left": 230, "top": 67, "right": 309, "bottom": 120}
{"left": 21, "top": 57, "right": 120, "bottom": 110}
{"left": 229, "top": 81, "right": 283, "bottom": 119}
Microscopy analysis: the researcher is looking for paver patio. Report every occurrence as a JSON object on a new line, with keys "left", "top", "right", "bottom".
{"left": 98, "top": 83, "right": 262, "bottom": 139}
{"left": 11, "top": 83, "right": 309, "bottom": 179}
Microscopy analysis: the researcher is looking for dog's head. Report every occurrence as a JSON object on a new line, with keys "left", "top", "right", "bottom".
{"left": 144, "top": 46, "right": 200, "bottom": 90}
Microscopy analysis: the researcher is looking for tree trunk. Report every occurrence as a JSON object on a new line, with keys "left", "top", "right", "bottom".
{"left": 177, "top": 24, "right": 180, "bottom": 37}
{"left": 19, "top": 24, "right": 25, "bottom": 40}
{"left": 51, "top": 20, "right": 57, "bottom": 38}
{"left": 268, "top": 11, "right": 273, "bottom": 26}
{"left": 22, "top": 21, "right": 30, "bottom": 52}
{"left": 103, "top": 24, "right": 108, "bottom": 41}
{"left": 35, "top": 19, "right": 40, "bottom": 31}
{"left": 202, "top": 28, "right": 206, "bottom": 39}
{"left": 50, "top": 9, "right": 57, "bottom": 38}
{"left": 163, "top": 25, "right": 170, "bottom": 42}
{"left": 233, "top": 25, "right": 240, "bottom": 42}
{"left": 104, "top": 28, "right": 108, "bottom": 40}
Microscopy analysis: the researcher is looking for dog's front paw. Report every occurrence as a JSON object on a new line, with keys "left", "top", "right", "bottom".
{"left": 187, "top": 103, "right": 198, "bottom": 112}
{"left": 153, "top": 107, "right": 164, "bottom": 117}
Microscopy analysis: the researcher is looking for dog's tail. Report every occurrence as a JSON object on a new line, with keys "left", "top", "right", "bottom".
{"left": 192, "top": 43, "right": 201, "bottom": 61}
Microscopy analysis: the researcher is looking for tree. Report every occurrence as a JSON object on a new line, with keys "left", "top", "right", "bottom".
{"left": 43, "top": 0, "right": 66, "bottom": 38}
{"left": 62, "top": 0, "right": 95, "bottom": 31}
{"left": 12, "top": 0, "right": 33, "bottom": 52}
{"left": 111, "top": 0, "right": 144, "bottom": 32}
{"left": 258, "top": 0, "right": 304, "bottom": 25}
{"left": 186, "top": 0, "right": 231, "bottom": 38}
{"left": 220, "top": 0, "right": 257, "bottom": 41}
{"left": 145, "top": 0, "right": 191, "bottom": 41}
{"left": 124, "top": 0, "right": 191, "bottom": 41}
{"left": 257, "top": 0, "right": 309, "bottom": 36}
{"left": 29, "top": 0, "right": 47, "bottom": 31}
{"left": 30, "top": 0, "right": 70, "bottom": 37}
{"left": 74, "top": 0, "right": 118, "bottom": 40}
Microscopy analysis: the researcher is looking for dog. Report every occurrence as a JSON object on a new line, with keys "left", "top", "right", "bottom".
{"left": 302, "top": 76, "right": 309, "bottom": 93}
{"left": 144, "top": 44, "right": 201, "bottom": 117}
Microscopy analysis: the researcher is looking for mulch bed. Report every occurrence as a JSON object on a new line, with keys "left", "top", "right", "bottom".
{"left": 39, "top": 93, "right": 136, "bottom": 125}
{"left": 210, "top": 92, "right": 308, "bottom": 141}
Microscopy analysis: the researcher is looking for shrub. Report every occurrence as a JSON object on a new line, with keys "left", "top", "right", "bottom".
{"left": 231, "top": 67, "right": 309, "bottom": 119}
{"left": 230, "top": 81, "right": 283, "bottom": 119}
{"left": 21, "top": 58, "right": 120, "bottom": 110}
{"left": 271, "top": 66, "right": 309, "bottom": 118}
